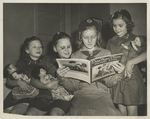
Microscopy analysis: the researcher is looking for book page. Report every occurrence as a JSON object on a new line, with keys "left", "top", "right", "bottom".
{"left": 56, "top": 59, "right": 91, "bottom": 83}
{"left": 91, "top": 53, "right": 123, "bottom": 82}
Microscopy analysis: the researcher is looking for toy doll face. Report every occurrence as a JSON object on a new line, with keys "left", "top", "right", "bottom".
{"left": 113, "top": 18, "right": 127, "bottom": 37}
{"left": 39, "top": 68, "right": 46, "bottom": 77}
{"left": 7, "top": 64, "right": 17, "bottom": 74}
{"left": 133, "top": 37, "right": 141, "bottom": 47}
{"left": 53, "top": 38, "right": 72, "bottom": 59}
{"left": 81, "top": 27, "right": 97, "bottom": 50}
{"left": 26, "top": 40, "right": 43, "bottom": 60}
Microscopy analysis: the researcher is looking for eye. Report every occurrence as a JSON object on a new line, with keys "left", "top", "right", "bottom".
{"left": 92, "top": 36, "right": 96, "bottom": 39}
{"left": 61, "top": 46, "right": 65, "bottom": 50}
{"left": 83, "top": 36, "right": 88, "bottom": 39}
{"left": 67, "top": 45, "right": 71, "bottom": 49}
{"left": 39, "top": 45, "right": 42, "bottom": 48}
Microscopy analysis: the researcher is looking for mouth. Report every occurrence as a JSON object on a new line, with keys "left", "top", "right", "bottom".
{"left": 36, "top": 52, "right": 41, "bottom": 54}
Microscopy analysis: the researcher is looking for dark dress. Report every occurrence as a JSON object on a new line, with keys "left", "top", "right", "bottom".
{"left": 106, "top": 33, "right": 146, "bottom": 105}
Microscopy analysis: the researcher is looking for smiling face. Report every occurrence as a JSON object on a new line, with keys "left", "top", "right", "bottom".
{"left": 81, "top": 27, "right": 97, "bottom": 50}
{"left": 26, "top": 40, "right": 43, "bottom": 60}
{"left": 113, "top": 18, "right": 127, "bottom": 37}
{"left": 53, "top": 38, "right": 72, "bottom": 59}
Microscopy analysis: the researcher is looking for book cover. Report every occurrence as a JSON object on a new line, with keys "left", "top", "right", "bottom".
{"left": 56, "top": 53, "right": 123, "bottom": 84}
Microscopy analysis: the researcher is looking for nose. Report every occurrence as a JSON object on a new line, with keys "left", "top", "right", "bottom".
{"left": 116, "top": 26, "right": 120, "bottom": 31}
{"left": 88, "top": 37, "right": 92, "bottom": 43}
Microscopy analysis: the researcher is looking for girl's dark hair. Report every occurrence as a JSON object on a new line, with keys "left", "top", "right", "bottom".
{"left": 49, "top": 32, "right": 71, "bottom": 57}
{"left": 4, "top": 63, "right": 11, "bottom": 78}
{"left": 109, "top": 9, "right": 135, "bottom": 33}
{"left": 21, "top": 36, "right": 44, "bottom": 59}
{"left": 76, "top": 18, "right": 102, "bottom": 49}
{"left": 136, "top": 35, "right": 147, "bottom": 55}
{"left": 31, "top": 65, "right": 46, "bottom": 79}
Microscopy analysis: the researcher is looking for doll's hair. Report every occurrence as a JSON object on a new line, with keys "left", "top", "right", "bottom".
{"left": 109, "top": 9, "right": 135, "bottom": 33}
{"left": 76, "top": 18, "right": 102, "bottom": 49}
{"left": 136, "top": 35, "right": 147, "bottom": 54}
{"left": 21, "top": 36, "right": 44, "bottom": 59}
{"left": 31, "top": 65, "right": 46, "bottom": 79}
{"left": 3, "top": 63, "right": 11, "bottom": 78}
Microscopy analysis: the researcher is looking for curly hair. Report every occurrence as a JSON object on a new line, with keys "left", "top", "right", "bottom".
{"left": 109, "top": 9, "right": 135, "bottom": 33}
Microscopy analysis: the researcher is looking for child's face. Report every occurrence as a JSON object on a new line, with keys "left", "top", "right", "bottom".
{"left": 81, "top": 27, "right": 97, "bottom": 50}
{"left": 53, "top": 38, "right": 72, "bottom": 59}
{"left": 133, "top": 37, "right": 141, "bottom": 47}
{"left": 39, "top": 68, "right": 46, "bottom": 77}
{"left": 113, "top": 18, "right": 127, "bottom": 37}
{"left": 8, "top": 64, "right": 17, "bottom": 74}
{"left": 26, "top": 40, "right": 43, "bottom": 60}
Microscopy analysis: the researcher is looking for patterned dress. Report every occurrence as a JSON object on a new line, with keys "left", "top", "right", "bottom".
{"left": 106, "top": 33, "right": 146, "bottom": 105}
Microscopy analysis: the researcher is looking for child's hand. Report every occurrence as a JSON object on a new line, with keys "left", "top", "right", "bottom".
{"left": 125, "top": 61, "right": 134, "bottom": 78}
{"left": 17, "top": 80, "right": 31, "bottom": 92}
{"left": 56, "top": 66, "right": 70, "bottom": 77}
{"left": 112, "top": 62, "right": 125, "bottom": 73}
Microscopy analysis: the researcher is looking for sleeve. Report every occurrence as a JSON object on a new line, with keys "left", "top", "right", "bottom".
{"left": 59, "top": 77, "right": 80, "bottom": 92}
{"left": 41, "top": 56, "right": 57, "bottom": 77}
{"left": 56, "top": 70, "right": 80, "bottom": 92}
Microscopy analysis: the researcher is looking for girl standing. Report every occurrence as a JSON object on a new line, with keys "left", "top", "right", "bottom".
{"left": 107, "top": 9, "right": 146, "bottom": 116}
{"left": 56, "top": 18, "right": 122, "bottom": 116}
{"left": 4, "top": 36, "right": 45, "bottom": 114}
{"left": 26, "top": 32, "right": 72, "bottom": 115}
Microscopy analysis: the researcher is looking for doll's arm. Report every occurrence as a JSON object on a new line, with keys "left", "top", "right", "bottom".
{"left": 125, "top": 52, "right": 146, "bottom": 78}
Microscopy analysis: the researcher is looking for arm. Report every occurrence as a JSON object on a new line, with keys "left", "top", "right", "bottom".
{"left": 6, "top": 77, "right": 31, "bottom": 92}
{"left": 125, "top": 52, "right": 146, "bottom": 77}
{"left": 56, "top": 67, "right": 80, "bottom": 91}
{"left": 30, "top": 78, "right": 58, "bottom": 90}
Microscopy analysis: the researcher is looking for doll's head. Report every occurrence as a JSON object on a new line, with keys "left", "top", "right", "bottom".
{"left": 4, "top": 64, "right": 17, "bottom": 78}
{"left": 4, "top": 64, "right": 23, "bottom": 79}
{"left": 131, "top": 35, "right": 146, "bottom": 54}
{"left": 109, "top": 9, "right": 135, "bottom": 35}
{"left": 77, "top": 18, "right": 102, "bottom": 50}
{"left": 31, "top": 65, "right": 46, "bottom": 79}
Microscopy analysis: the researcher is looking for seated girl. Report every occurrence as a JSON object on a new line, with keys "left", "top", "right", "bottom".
{"left": 31, "top": 65, "right": 73, "bottom": 101}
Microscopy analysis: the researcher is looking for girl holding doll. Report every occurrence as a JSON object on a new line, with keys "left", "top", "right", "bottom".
{"left": 106, "top": 9, "right": 146, "bottom": 116}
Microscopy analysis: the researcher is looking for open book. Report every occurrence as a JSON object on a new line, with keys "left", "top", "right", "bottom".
{"left": 56, "top": 53, "right": 123, "bottom": 84}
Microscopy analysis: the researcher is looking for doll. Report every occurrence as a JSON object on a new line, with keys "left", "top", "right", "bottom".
{"left": 4, "top": 63, "right": 39, "bottom": 99}
{"left": 31, "top": 66, "right": 74, "bottom": 101}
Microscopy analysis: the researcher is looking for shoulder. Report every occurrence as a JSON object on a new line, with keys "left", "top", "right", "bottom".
{"left": 41, "top": 55, "right": 56, "bottom": 65}
{"left": 108, "top": 35, "right": 118, "bottom": 42}
{"left": 99, "top": 47, "right": 111, "bottom": 56}
{"left": 71, "top": 50, "right": 83, "bottom": 58}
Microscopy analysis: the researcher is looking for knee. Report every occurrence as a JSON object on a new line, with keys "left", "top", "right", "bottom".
{"left": 50, "top": 108, "right": 65, "bottom": 116}
{"left": 9, "top": 109, "right": 24, "bottom": 115}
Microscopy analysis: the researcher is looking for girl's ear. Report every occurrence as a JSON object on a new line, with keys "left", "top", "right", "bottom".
{"left": 25, "top": 49, "right": 29, "bottom": 54}
{"left": 53, "top": 46, "right": 57, "bottom": 52}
